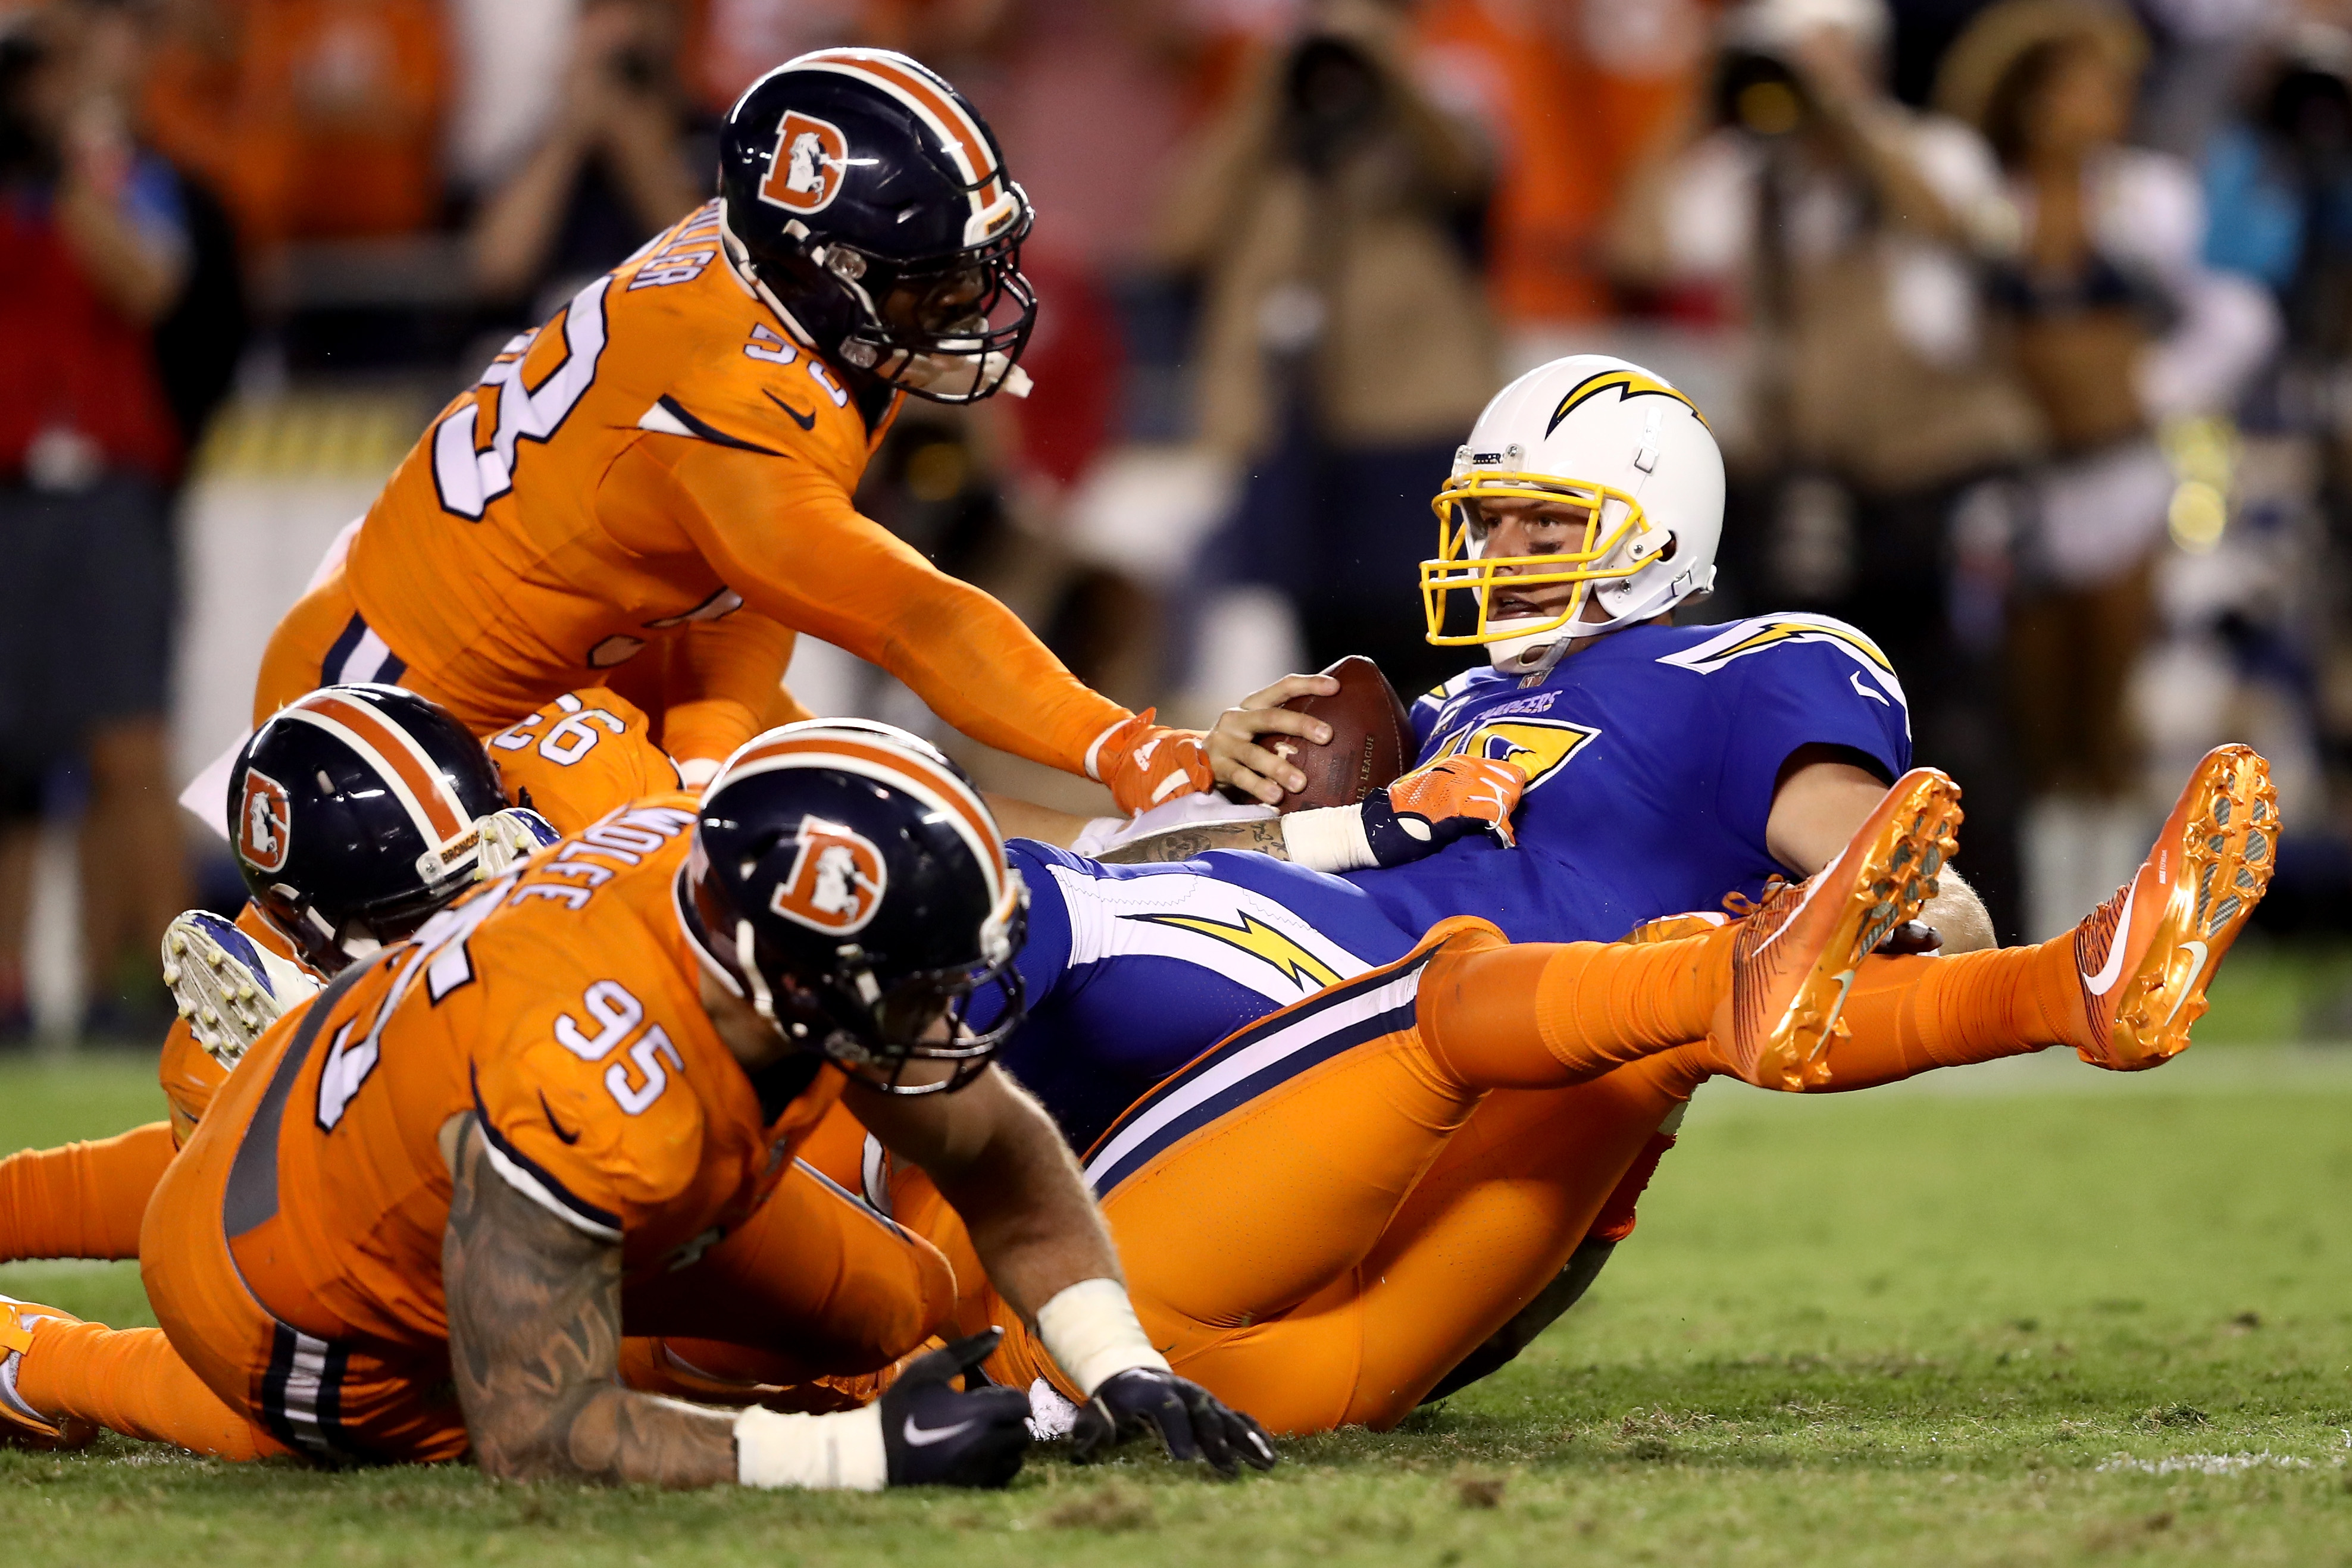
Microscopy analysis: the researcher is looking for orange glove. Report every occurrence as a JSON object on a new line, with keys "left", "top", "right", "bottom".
{"left": 1383, "top": 755, "right": 1524, "bottom": 852}
{"left": 1088, "top": 709, "right": 1214, "bottom": 815}
{"left": 1280, "top": 754, "right": 1524, "bottom": 872}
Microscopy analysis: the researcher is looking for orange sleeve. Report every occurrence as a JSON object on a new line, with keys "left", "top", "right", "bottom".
{"left": 658, "top": 611, "right": 799, "bottom": 766}
{"left": 0, "top": 1123, "right": 176, "bottom": 1260}
{"left": 640, "top": 439, "right": 1133, "bottom": 778}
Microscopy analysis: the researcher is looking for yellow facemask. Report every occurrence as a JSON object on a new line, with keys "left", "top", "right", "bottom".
{"left": 1419, "top": 471, "right": 1666, "bottom": 647}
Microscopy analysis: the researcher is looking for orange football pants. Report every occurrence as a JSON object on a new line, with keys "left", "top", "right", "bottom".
{"left": 924, "top": 928, "right": 2084, "bottom": 1432}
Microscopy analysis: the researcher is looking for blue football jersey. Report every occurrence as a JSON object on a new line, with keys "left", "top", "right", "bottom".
{"left": 1342, "top": 613, "right": 1912, "bottom": 944}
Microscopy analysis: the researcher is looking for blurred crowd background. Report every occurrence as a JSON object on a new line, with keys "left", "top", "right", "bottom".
{"left": 4, "top": 0, "right": 2350, "bottom": 1043}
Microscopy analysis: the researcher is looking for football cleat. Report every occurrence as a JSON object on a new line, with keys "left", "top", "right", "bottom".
{"left": 1622, "top": 910, "right": 1729, "bottom": 945}
{"left": 0, "top": 1295, "right": 92, "bottom": 1449}
{"left": 1714, "top": 768, "right": 1962, "bottom": 1091}
{"left": 161, "top": 910, "right": 318, "bottom": 1069}
{"left": 2070, "top": 745, "right": 2276, "bottom": 1071}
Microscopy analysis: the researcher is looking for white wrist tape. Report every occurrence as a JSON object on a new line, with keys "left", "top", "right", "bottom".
{"left": 733, "top": 1403, "right": 888, "bottom": 1491}
{"left": 1280, "top": 805, "right": 1375, "bottom": 873}
{"left": 1034, "top": 1278, "right": 1169, "bottom": 1397}
{"left": 676, "top": 756, "right": 721, "bottom": 791}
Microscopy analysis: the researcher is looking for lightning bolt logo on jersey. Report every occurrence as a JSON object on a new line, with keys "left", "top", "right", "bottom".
{"left": 1424, "top": 718, "right": 1600, "bottom": 791}
{"left": 981, "top": 612, "right": 1913, "bottom": 1156}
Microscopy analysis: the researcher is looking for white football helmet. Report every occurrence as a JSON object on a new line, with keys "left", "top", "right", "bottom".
{"left": 1421, "top": 355, "right": 1725, "bottom": 672}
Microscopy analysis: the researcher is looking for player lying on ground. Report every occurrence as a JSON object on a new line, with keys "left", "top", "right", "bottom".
{"left": 0, "top": 684, "right": 689, "bottom": 1266}
{"left": 2, "top": 696, "right": 1055, "bottom": 1464}
{"left": 964, "top": 353, "right": 1991, "bottom": 1157}
{"left": 239, "top": 48, "right": 1278, "bottom": 815}
{"left": 1, "top": 730, "right": 1274, "bottom": 1486}
{"left": 837, "top": 744, "right": 2275, "bottom": 1434}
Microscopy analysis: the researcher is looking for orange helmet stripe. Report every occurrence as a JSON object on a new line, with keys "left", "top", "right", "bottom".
{"left": 286, "top": 691, "right": 469, "bottom": 843}
{"left": 722, "top": 732, "right": 1005, "bottom": 880}
{"left": 791, "top": 49, "right": 1007, "bottom": 213}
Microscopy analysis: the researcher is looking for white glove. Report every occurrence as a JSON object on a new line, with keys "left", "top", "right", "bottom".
{"left": 473, "top": 808, "right": 561, "bottom": 877}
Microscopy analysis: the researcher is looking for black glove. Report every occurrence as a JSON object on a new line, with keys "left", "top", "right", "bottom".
{"left": 878, "top": 1329, "right": 1033, "bottom": 1488}
{"left": 1069, "top": 1367, "right": 1278, "bottom": 1478}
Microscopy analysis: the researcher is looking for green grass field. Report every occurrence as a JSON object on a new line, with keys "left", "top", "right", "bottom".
{"left": 6, "top": 955, "right": 2352, "bottom": 1566}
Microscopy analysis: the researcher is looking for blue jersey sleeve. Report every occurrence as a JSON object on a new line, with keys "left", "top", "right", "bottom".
{"left": 1709, "top": 630, "right": 1912, "bottom": 858}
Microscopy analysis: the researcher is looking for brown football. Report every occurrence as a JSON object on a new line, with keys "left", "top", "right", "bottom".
{"left": 1253, "top": 655, "right": 1414, "bottom": 813}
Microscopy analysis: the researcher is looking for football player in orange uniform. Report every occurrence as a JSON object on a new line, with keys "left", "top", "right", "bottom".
{"left": 2, "top": 728, "right": 1276, "bottom": 1488}
{"left": 0, "top": 684, "right": 675, "bottom": 1268}
{"left": 249, "top": 49, "right": 1269, "bottom": 813}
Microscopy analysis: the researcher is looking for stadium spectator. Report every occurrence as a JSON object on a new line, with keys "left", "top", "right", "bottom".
{"left": 1937, "top": 0, "right": 2279, "bottom": 938}
{"left": 141, "top": 0, "right": 446, "bottom": 256}
{"left": 1165, "top": 0, "right": 1500, "bottom": 700}
{"left": 467, "top": 0, "right": 706, "bottom": 321}
{"left": 1415, "top": 0, "right": 1710, "bottom": 332}
{"left": 1608, "top": 0, "right": 2044, "bottom": 938}
{"left": 0, "top": 0, "right": 196, "bottom": 1042}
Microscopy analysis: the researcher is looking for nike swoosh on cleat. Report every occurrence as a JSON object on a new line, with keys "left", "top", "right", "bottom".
{"left": 763, "top": 390, "right": 817, "bottom": 430}
{"left": 903, "top": 1416, "right": 980, "bottom": 1448}
{"left": 2164, "top": 940, "right": 2210, "bottom": 1026}
{"left": 2081, "top": 882, "right": 2137, "bottom": 997}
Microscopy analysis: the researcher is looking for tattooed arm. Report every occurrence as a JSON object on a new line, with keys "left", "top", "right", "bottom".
{"left": 442, "top": 1113, "right": 736, "bottom": 1486}
{"left": 1097, "top": 816, "right": 1290, "bottom": 865}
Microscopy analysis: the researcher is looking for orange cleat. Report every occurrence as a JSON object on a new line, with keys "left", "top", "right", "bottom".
{"left": 2072, "top": 745, "right": 2276, "bottom": 1071}
{"left": 0, "top": 1295, "right": 93, "bottom": 1449}
{"left": 1714, "top": 768, "right": 1963, "bottom": 1091}
{"left": 1621, "top": 910, "right": 1730, "bottom": 945}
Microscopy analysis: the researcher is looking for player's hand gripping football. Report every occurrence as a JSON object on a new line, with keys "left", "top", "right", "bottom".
{"left": 1281, "top": 753, "right": 1525, "bottom": 873}
{"left": 878, "top": 1329, "right": 1034, "bottom": 1488}
{"left": 1070, "top": 1366, "right": 1278, "bottom": 1478}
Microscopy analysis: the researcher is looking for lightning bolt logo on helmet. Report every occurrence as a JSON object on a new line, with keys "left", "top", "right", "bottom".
{"left": 1544, "top": 368, "right": 1710, "bottom": 437}
{"left": 237, "top": 768, "right": 293, "bottom": 874}
{"left": 768, "top": 814, "right": 888, "bottom": 934}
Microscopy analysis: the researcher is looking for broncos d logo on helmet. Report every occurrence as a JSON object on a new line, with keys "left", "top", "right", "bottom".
{"left": 1545, "top": 369, "right": 1709, "bottom": 437}
{"left": 237, "top": 768, "right": 295, "bottom": 874}
{"left": 759, "top": 111, "right": 849, "bottom": 214}
{"left": 768, "top": 814, "right": 888, "bottom": 934}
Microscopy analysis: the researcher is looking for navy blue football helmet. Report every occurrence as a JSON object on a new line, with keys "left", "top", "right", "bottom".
{"left": 229, "top": 684, "right": 513, "bottom": 972}
{"left": 717, "top": 48, "right": 1036, "bottom": 404}
{"left": 677, "top": 721, "right": 1027, "bottom": 1094}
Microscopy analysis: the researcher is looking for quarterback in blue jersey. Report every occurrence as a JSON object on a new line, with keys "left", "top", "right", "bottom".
{"left": 981, "top": 354, "right": 1990, "bottom": 1154}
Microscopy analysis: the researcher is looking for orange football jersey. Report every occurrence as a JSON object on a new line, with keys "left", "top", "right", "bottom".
{"left": 224, "top": 796, "right": 843, "bottom": 1350}
{"left": 325, "top": 199, "right": 1130, "bottom": 774}
{"left": 488, "top": 687, "right": 683, "bottom": 835}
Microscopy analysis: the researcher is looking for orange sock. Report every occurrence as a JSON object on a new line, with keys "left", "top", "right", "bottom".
{"left": 1819, "top": 938, "right": 2088, "bottom": 1091}
{"left": 0, "top": 1123, "right": 176, "bottom": 1262}
{"left": 19, "top": 1320, "right": 286, "bottom": 1459}
{"left": 1420, "top": 925, "right": 1734, "bottom": 1087}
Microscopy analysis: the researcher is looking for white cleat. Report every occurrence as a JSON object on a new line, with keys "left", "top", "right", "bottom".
{"left": 159, "top": 911, "right": 319, "bottom": 1068}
